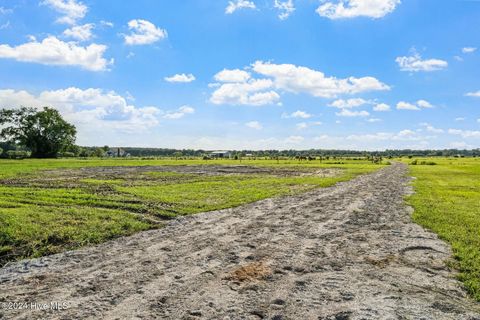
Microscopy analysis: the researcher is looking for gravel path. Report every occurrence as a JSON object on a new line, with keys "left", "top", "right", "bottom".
{"left": 1, "top": 163, "right": 479, "bottom": 320}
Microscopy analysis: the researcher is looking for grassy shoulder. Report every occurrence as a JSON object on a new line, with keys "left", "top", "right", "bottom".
{"left": 0, "top": 158, "right": 383, "bottom": 264}
{"left": 406, "top": 157, "right": 480, "bottom": 301}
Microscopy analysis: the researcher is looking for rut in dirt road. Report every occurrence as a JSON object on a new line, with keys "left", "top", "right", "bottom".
{"left": 1, "top": 163, "right": 479, "bottom": 320}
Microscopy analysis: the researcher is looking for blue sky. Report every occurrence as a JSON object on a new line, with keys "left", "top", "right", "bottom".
{"left": 0, "top": 0, "right": 479, "bottom": 150}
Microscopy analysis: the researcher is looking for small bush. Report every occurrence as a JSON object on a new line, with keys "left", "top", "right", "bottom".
{"left": 58, "top": 152, "right": 75, "bottom": 158}
{"left": 6, "top": 150, "right": 30, "bottom": 159}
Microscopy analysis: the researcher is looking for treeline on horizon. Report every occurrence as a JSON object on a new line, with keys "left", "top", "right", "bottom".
{"left": 119, "top": 147, "right": 480, "bottom": 158}
{"left": 1, "top": 141, "right": 479, "bottom": 159}
{"left": 0, "top": 142, "right": 480, "bottom": 158}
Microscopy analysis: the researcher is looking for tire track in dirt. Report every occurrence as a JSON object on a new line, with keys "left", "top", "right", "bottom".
{"left": 1, "top": 163, "right": 479, "bottom": 319}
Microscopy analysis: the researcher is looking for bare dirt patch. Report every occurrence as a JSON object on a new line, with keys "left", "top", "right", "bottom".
{"left": 1, "top": 163, "right": 479, "bottom": 319}
{"left": 0, "top": 165, "right": 341, "bottom": 188}
{"left": 224, "top": 260, "right": 272, "bottom": 284}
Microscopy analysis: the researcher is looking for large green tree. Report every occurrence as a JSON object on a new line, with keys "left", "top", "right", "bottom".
{"left": 0, "top": 107, "right": 77, "bottom": 158}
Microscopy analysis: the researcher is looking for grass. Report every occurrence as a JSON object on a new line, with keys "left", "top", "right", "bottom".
{"left": 0, "top": 157, "right": 383, "bottom": 265}
{"left": 406, "top": 157, "right": 480, "bottom": 301}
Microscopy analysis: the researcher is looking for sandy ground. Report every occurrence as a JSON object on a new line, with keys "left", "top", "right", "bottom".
{"left": 1, "top": 163, "right": 479, "bottom": 319}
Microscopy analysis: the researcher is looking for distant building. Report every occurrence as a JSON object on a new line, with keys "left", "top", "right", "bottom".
{"left": 106, "top": 148, "right": 130, "bottom": 157}
{"left": 210, "top": 151, "right": 231, "bottom": 158}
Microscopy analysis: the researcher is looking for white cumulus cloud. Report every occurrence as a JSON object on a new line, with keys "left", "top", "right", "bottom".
{"left": 274, "top": 0, "right": 295, "bottom": 20}
{"left": 466, "top": 90, "right": 480, "bottom": 97}
{"left": 214, "top": 69, "right": 251, "bottom": 82}
{"left": 124, "top": 19, "right": 167, "bottom": 45}
{"left": 420, "top": 123, "right": 444, "bottom": 134}
{"left": 416, "top": 99, "right": 433, "bottom": 108}
{"left": 329, "top": 98, "right": 369, "bottom": 109}
{"left": 63, "top": 23, "right": 94, "bottom": 41}
{"left": 396, "top": 101, "right": 419, "bottom": 110}
{"left": 164, "top": 73, "right": 196, "bottom": 83}
{"left": 210, "top": 61, "right": 389, "bottom": 106}
{"left": 290, "top": 110, "right": 312, "bottom": 119}
{"left": 316, "top": 0, "right": 400, "bottom": 19}
{"left": 396, "top": 100, "right": 433, "bottom": 111}
{"left": 448, "top": 129, "right": 480, "bottom": 139}
{"left": 225, "top": 0, "right": 256, "bottom": 14}
{"left": 0, "top": 87, "right": 162, "bottom": 132}
{"left": 252, "top": 61, "right": 390, "bottom": 98}
{"left": 163, "top": 106, "right": 195, "bottom": 119}
{"left": 336, "top": 109, "right": 369, "bottom": 117}
{"left": 41, "top": 0, "right": 87, "bottom": 25}
{"left": 373, "top": 103, "right": 390, "bottom": 111}
{"left": 210, "top": 73, "right": 280, "bottom": 106}
{"left": 462, "top": 47, "right": 477, "bottom": 54}
{"left": 396, "top": 52, "right": 448, "bottom": 72}
{"left": 0, "top": 36, "right": 111, "bottom": 71}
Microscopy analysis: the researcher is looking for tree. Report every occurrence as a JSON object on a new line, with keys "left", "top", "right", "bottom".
{"left": 93, "top": 148, "right": 105, "bottom": 157}
{"left": 0, "top": 107, "right": 77, "bottom": 158}
{"left": 173, "top": 151, "right": 182, "bottom": 160}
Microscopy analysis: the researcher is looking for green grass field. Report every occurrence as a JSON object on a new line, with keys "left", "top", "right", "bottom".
{"left": 0, "top": 158, "right": 382, "bottom": 265}
{"left": 407, "top": 157, "right": 480, "bottom": 301}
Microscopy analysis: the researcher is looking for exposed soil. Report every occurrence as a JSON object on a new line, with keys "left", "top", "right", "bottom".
{"left": 0, "top": 165, "right": 341, "bottom": 188}
{"left": 1, "top": 163, "right": 479, "bottom": 319}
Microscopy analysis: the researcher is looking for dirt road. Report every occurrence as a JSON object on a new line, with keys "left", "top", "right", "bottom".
{"left": 1, "top": 163, "right": 479, "bottom": 319}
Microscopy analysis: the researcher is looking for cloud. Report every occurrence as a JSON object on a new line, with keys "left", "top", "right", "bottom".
{"left": 336, "top": 109, "right": 369, "bottom": 117}
{"left": 316, "top": 0, "right": 400, "bottom": 19}
{"left": 396, "top": 100, "right": 432, "bottom": 111}
{"left": 0, "top": 7, "right": 13, "bottom": 15}
{"left": 0, "top": 87, "right": 163, "bottom": 132}
{"left": 367, "top": 118, "right": 381, "bottom": 123}
{"left": 210, "top": 62, "right": 388, "bottom": 106}
{"left": 210, "top": 77, "right": 280, "bottom": 106}
{"left": 225, "top": 0, "right": 256, "bottom": 14}
{"left": 296, "top": 122, "right": 308, "bottom": 130}
{"left": 163, "top": 106, "right": 195, "bottom": 119}
{"left": 373, "top": 103, "right": 390, "bottom": 111}
{"left": 274, "top": 0, "right": 295, "bottom": 20}
{"left": 100, "top": 20, "right": 114, "bottom": 28}
{"left": 448, "top": 129, "right": 480, "bottom": 139}
{"left": 285, "top": 135, "right": 304, "bottom": 143}
{"left": 396, "top": 101, "right": 419, "bottom": 110}
{"left": 345, "top": 129, "right": 424, "bottom": 142}
{"left": 455, "top": 117, "right": 465, "bottom": 122}
{"left": 0, "top": 21, "right": 10, "bottom": 30}
{"left": 164, "top": 73, "right": 196, "bottom": 83}
{"left": 214, "top": 69, "right": 251, "bottom": 82}
{"left": 41, "top": 0, "right": 87, "bottom": 25}
{"left": 252, "top": 61, "right": 390, "bottom": 98}
{"left": 420, "top": 123, "right": 444, "bottom": 134}
{"left": 416, "top": 99, "right": 433, "bottom": 108}
{"left": 449, "top": 141, "right": 472, "bottom": 149}
{"left": 0, "top": 36, "right": 111, "bottom": 71}
{"left": 396, "top": 52, "right": 448, "bottom": 72}
{"left": 124, "top": 19, "right": 167, "bottom": 45}
{"left": 63, "top": 23, "right": 94, "bottom": 41}
{"left": 462, "top": 47, "right": 477, "bottom": 54}
{"left": 329, "top": 98, "right": 369, "bottom": 108}
{"left": 466, "top": 90, "right": 480, "bottom": 97}
{"left": 288, "top": 110, "right": 312, "bottom": 119}
{"left": 245, "top": 121, "right": 263, "bottom": 130}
